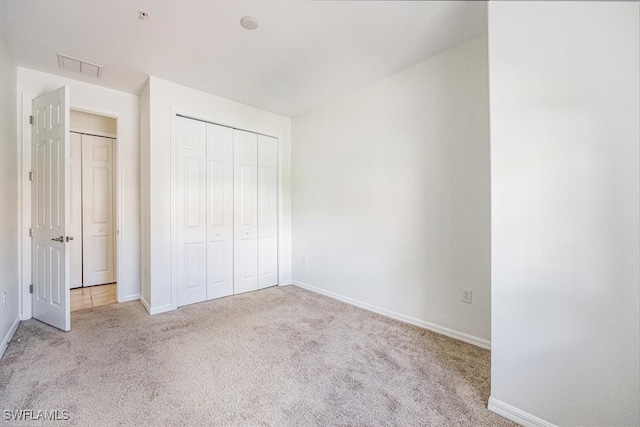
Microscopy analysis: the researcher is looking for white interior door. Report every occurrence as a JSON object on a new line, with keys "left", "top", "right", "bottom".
{"left": 257, "top": 135, "right": 278, "bottom": 289}
{"left": 69, "top": 132, "right": 83, "bottom": 289}
{"left": 175, "top": 117, "right": 208, "bottom": 307}
{"left": 82, "top": 134, "right": 115, "bottom": 286}
{"left": 206, "top": 123, "right": 234, "bottom": 300}
{"left": 31, "top": 86, "right": 71, "bottom": 331}
{"left": 233, "top": 129, "right": 258, "bottom": 294}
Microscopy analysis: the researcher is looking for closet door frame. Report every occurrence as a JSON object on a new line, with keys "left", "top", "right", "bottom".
{"left": 70, "top": 131, "right": 117, "bottom": 289}
{"left": 169, "top": 109, "right": 282, "bottom": 311}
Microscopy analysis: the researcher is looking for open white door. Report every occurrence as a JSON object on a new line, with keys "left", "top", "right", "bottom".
{"left": 31, "top": 86, "right": 71, "bottom": 331}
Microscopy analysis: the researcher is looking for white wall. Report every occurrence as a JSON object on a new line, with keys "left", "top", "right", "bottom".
{"left": 17, "top": 67, "right": 140, "bottom": 317}
{"left": 0, "top": 28, "right": 20, "bottom": 356}
{"left": 489, "top": 2, "right": 639, "bottom": 426}
{"left": 143, "top": 76, "right": 292, "bottom": 314}
{"left": 291, "top": 36, "right": 491, "bottom": 347}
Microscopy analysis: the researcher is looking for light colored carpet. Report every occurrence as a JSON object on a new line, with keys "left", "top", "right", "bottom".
{"left": 0, "top": 286, "right": 514, "bottom": 426}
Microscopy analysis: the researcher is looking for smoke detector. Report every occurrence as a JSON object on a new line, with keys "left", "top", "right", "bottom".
{"left": 240, "top": 16, "right": 259, "bottom": 30}
{"left": 57, "top": 54, "right": 103, "bottom": 78}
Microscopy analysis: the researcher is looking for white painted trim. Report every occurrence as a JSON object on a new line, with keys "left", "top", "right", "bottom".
{"left": 488, "top": 397, "right": 557, "bottom": 427}
{"left": 292, "top": 280, "right": 491, "bottom": 349}
{"left": 169, "top": 108, "right": 178, "bottom": 312}
{"left": 17, "top": 92, "right": 26, "bottom": 322}
{"left": 139, "top": 294, "right": 151, "bottom": 314}
{"left": 18, "top": 92, "right": 31, "bottom": 320}
{"left": 276, "top": 122, "right": 284, "bottom": 286}
{"left": 119, "top": 293, "right": 140, "bottom": 303}
{"left": 148, "top": 303, "right": 173, "bottom": 315}
{"left": 139, "top": 295, "right": 172, "bottom": 315}
{"left": 0, "top": 317, "right": 20, "bottom": 359}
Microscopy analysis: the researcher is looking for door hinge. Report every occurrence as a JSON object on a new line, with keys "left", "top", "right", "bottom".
{"left": 29, "top": 115, "right": 33, "bottom": 125}
{"left": 29, "top": 171, "right": 33, "bottom": 181}
{"left": 28, "top": 228, "right": 32, "bottom": 238}
{"left": 29, "top": 284, "right": 33, "bottom": 294}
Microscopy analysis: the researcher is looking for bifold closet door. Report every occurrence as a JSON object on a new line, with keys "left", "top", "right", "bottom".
{"left": 82, "top": 134, "right": 115, "bottom": 286}
{"left": 206, "top": 123, "right": 234, "bottom": 300}
{"left": 175, "top": 116, "right": 278, "bottom": 305}
{"left": 175, "top": 118, "right": 234, "bottom": 306}
{"left": 175, "top": 117, "right": 208, "bottom": 307}
{"left": 257, "top": 135, "right": 278, "bottom": 289}
{"left": 233, "top": 130, "right": 258, "bottom": 294}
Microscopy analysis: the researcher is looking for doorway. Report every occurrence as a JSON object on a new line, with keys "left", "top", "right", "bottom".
{"left": 68, "top": 110, "right": 117, "bottom": 311}
{"left": 26, "top": 85, "right": 130, "bottom": 331}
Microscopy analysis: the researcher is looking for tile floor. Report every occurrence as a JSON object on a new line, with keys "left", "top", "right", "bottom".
{"left": 70, "top": 283, "right": 117, "bottom": 312}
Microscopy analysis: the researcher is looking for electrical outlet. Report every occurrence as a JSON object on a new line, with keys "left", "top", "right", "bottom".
{"left": 301, "top": 257, "right": 307, "bottom": 267}
{"left": 2, "top": 292, "right": 6, "bottom": 307}
{"left": 462, "top": 289, "right": 472, "bottom": 304}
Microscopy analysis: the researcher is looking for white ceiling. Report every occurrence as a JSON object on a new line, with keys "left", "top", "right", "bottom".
{"left": 0, "top": 1, "right": 487, "bottom": 117}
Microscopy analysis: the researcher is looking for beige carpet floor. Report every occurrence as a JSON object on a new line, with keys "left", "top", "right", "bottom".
{"left": 0, "top": 286, "right": 514, "bottom": 426}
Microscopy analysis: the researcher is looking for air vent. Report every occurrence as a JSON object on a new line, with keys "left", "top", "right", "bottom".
{"left": 57, "top": 54, "right": 103, "bottom": 78}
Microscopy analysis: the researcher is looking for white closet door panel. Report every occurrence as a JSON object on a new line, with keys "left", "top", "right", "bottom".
{"left": 206, "top": 123, "right": 233, "bottom": 300}
{"left": 258, "top": 135, "right": 278, "bottom": 289}
{"left": 233, "top": 129, "right": 258, "bottom": 294}
{"left": 69, "top": 132, "right": 83, "bottom": 289}
{"left": 82, "top": 134, "right": 115, "bottom": 286}
{"left": 175, "top": 117, "right": 208, "bottom": 306}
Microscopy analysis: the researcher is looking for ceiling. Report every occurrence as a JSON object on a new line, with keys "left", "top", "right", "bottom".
{"left": 0, "top": 1, "right": 487, "bottom": 117}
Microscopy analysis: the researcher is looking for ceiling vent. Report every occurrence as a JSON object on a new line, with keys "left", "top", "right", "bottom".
{"left": 57, "top": 54, "right": 103, "bottom": 78}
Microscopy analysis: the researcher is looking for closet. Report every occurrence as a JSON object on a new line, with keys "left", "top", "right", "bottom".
{"left": 174, "top": 116, "right": 278, "bottom": 307}
{"left": 69, "top": 111, "right": 116, "bottom": 289}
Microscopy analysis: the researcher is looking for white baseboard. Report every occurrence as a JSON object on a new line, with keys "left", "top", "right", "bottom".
{"left": 119, "top": 293, "right": 140, "bottom": 303}
{"left": 140, "top": 295, "right": 175, "bottom": 316}
{"left": 292, "top": 280, "right": 490, "bottom": 350}
{"left": 488, "top": 397, "right": 556, "bottom": 427}
{"left": 139, "top": 295, "right": 173, "bottom": 315}
{"left": 0, "top": 317, "right": 21, "bottom": 359}
{"left": 149, "top": 304, "right": 173, "bottom": 315}
{"left": 139, "top": 295, "right": 151, "bottom": 314}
